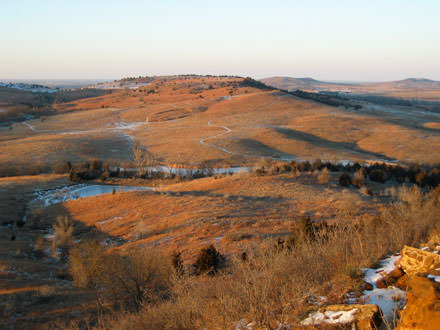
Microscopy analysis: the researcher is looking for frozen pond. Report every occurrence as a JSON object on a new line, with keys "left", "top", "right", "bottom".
{"left": 33, "top": 184, "right": 153, "bottom": 207}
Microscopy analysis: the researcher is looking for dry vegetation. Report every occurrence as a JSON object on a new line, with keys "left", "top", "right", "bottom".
{"left": 2, "top": 76, "right": 440, "bottom": 177}
{"left": 52, "top": 185, "right": 440, "bottom": 329}
{"left": 1, "top": 75, "right": 440, "bottom": 329}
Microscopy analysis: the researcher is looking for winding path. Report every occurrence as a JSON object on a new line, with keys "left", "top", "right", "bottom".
{"left": 198, "top": 94, "right": 300, "bottom": 161}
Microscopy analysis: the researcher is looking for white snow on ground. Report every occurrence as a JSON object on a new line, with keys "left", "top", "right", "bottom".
{"left": 58, "top": 121, "right": 148, "bottom": 136}
{"left": 363, "top": 255, "right": 401, "bottom": 284}
{"left": 362, "top": 254, "right": 406, "bottom": 324}
{"left": 300, "top": 308, "right": 359, "bottom": 326}
{"left": 22, "top": 121, "right": 36, "bottom": 131}
{"left": 428, "top": 274, "right": 440, "bottom": 283}
{"left": 98, "top": 216, "right": 123, "bottom": 227}
{"left": 113, "top": 121, "right": 146, "bottom": 130}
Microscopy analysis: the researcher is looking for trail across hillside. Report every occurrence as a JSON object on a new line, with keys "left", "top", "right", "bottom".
{"left": 198, "top": 94, "right": 300, "bottom": 161}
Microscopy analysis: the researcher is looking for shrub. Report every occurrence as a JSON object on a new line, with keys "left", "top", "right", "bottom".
{"left": 297, "top": 215, "right": 315, "bottom": 241}
{"left": 172, "top": 251, "right": 184, "bottom": 276}
{"left": 360, "top": 185, "right": 373, "bottom": 196}
{"left": 317, "top": 168, "right": 331, "bottom": 184}
{"left": 369, "top": 169, "right": 388, "bottom": 183}
{"left": 52, "top": 216, "right": 74, "bottom": 261}
{"left": 339, "top": 172, "right": 352, "bottom": 186}
{"left": 311, "top": 159, "right": 323, "bottom": 171}
{"left": 352, "top": 168, "right": 365, "bottom": 187}
{"left": 52, "top": 161, "right": 72, "bottom": 174}
{"left": 194, "top": 245, "right": 225, "bottom": 275}
{"left": 69, "top": 239, "right": 107, "bottom": 288}
{"left": 90, "top": 159, "right": 103, "bottom": 172}
{"left": 69, "top": 242, "right": 173, "bottom": 310}
{"left": 298, "top": 161, "right": 311, "bottom": 172}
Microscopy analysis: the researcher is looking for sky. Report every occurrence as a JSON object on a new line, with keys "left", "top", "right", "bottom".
{"left": 1, "top": 0, "right": 440, "bottom": 81}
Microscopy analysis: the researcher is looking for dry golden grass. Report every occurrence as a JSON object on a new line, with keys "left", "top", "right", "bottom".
{"left": 65, "top": 185, "right": 440, "bottom": 330}
{"left": 2, "top": 76, "right": 440, "bottom": 176}
{"left": 39, "top": 172, "right": 383, "bottom": 262}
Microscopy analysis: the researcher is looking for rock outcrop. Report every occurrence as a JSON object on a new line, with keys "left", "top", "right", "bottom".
{"left": 400, "top": 245, "right": 440, "bottom": 275}
{"left": 397, "top": 275, "right": 440, "bottom": 330}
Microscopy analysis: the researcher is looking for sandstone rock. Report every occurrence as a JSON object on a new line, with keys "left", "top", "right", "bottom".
{"left": 387, "top": 267, "right": 404, "bottom": 280}
{"left": 395, "top": 274, "right": 409, "bottom": 289}
{"left": 300, "top": 304, "right": 382, "bottom": 330}
{"left": 377, "top": 267, "right": 405, "bottom": 288}
{"left": 400, "top": 245, "right": 440, "bottom": 275}
{"left": 376, "top": 278, "right": 387, "bottom": 288}
{"left": 363, "top": 282, "right": 374, "bottom": 291}
{"left": 397, "top": 275, "right": 440, "bottom": 330}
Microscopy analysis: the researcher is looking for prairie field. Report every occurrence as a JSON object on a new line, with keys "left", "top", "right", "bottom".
{"left": 1, "top": 75, "right": 440, "bottom": 329}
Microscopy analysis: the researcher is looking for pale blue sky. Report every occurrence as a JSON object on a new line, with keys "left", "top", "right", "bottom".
{"left": 1, "top": 0, "right": 439, "bottom": 81}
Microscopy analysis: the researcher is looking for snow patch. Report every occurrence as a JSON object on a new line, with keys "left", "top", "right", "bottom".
{"left": 300, "top": 308, "right": 359, "bottom": 326}
{"left": 427, "top": 274, "right": 440, "bottom": 283}
{"left": 362, "top": 254, "right": 406, "bottom": 324}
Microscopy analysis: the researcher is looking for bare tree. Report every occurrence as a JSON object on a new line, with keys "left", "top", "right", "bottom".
{"left": 133, "top": 143, "right": 155, "bottom": 178}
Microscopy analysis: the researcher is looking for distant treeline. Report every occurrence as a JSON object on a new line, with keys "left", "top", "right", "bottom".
{"left": 287, "top": 90, "right": 363, "bottom": 110}
{"left": 65, "top": 158, "right": 440, "bottom": 190}
{"left": 240, "top": 77, "right": 275, "bottom": 90}
{"left": 118, "top": 74, "right": 242, "bottom": 83}
{"left": 254, "top": 159, "right": 440, "bottom": 189}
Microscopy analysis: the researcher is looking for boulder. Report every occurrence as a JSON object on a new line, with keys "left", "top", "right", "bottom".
{"left": 376, "top": 278, "right": 388, "bottom": 288}
{"left": 400, "top": 245, "right": 440, "bottom": 275}
{"left": 395, "top": 274, "right": 409, "bottom": 290}
{"left": 300, "top": 304, "right": 382, "bottom": 329}
{"left": 397, "top": 275, "right": 440, "bottom": 330}
{"left": 377, "top": 267, "right": 405, "bottom": 288}
{"left": 363, "top": 282, "right": 374, "bottom": 291}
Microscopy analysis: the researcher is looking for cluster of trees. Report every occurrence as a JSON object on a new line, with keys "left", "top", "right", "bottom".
{"left": 290, "top": 90, "right": 362, "bottom": 110}
{"left": 240, "top": 77, "right": 275, "bottom": 90}
{"left": 254, "top": 159, "right": 440, "bottom": 189}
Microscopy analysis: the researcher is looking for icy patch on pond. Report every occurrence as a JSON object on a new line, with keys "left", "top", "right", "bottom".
{"left": 300, "top": 308, "right": 359, "bottom": 326}
{"left": 33, "top": 184, "right": 153, "bottom": 207}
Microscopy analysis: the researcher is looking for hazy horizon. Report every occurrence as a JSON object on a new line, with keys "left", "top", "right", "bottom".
{"left": 2, "top": 0, "right": 440, "bottom": 81}
{"left": 2, "top": 76, "right": 440, "bottom": 86}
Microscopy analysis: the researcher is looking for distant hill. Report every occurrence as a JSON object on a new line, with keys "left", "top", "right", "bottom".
{"left": 260, "top": 77, "right": 440, "bottom": 101}
{"left": 386, "top": 78, "right": 440, "bottom": 89}
{"left": 261, "top": 76, "right": 440, "bottom": 92}
{"left": 260, "top": 77, "right": 343, "bottom": 91}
